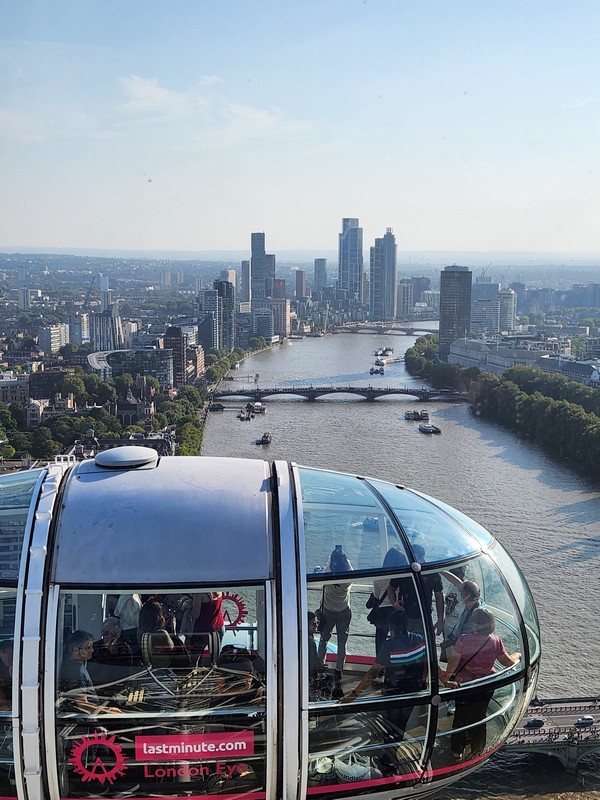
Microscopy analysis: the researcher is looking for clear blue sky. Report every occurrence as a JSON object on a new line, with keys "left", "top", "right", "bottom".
{"left": 1, "top": 1, "right": 599, "bottom": 254}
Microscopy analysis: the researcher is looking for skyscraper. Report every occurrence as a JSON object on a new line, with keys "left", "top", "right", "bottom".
{"left": 251, "top": 232, "right": 266, "bottom": 302}
{"left": 198, "top": 289, "right": 222, "bottom": 350}
{"left": 338, "top": 218, "right": 363, "bottom": 299}
{"left": 499, "top": 289, "right": 517, "bottom": 333}
{"left": 240, "top": 260, "right": 251, "bottom": 304}
{"left": 295, "top": 270, "right": 308, "bottom": 299}
{"left": 439, "top": 266, "right": 472, "bottom": 356}
{"left": 369, "top": 228, "right": 397, "bottom": 321}
{"left": 314, "top": 259, "right": 327, "bottom": 293}
{"left": 213, "top": 279, "right": 236, "bottom": 352}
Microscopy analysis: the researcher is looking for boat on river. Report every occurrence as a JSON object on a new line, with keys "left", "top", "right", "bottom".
{"left": 405, "top": 409, "right": 429, "bottom": 421}
{"left": 253, "top": 402, "right": 267, "bottom": 414}
{"left": 419, "top": 423, "right": 441, "bottom": 434}
{"left": 256, "top": 432, "right": 272, "bottom": 445}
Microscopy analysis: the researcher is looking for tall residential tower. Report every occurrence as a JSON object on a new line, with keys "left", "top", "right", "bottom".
{"left": 338, "top": 218, "right": 363, "bottom": 299}
{"left": 369, "top": 228, "right": 397, "bottom": 321}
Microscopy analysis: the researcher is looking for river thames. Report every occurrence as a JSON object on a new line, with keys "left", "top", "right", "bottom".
{"left": 202, "top": 330, "right": 600, "bottom": 799}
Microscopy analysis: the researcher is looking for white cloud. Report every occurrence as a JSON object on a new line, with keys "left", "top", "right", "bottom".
{"left": 563, "top": 99, "right": 597, "bottom": 109}
{"left": 118, "top": 75, "right": 208, "bottom": 118}
{"left": 199, "top": 75, "right": 222, "bottom": 86}
{"left": 223, "top": 103, "right": 313, "bottom": 141}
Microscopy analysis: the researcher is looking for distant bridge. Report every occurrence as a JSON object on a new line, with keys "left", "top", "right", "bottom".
{"left": 506, "top": 696, "right": 600, "bottom": 771}
{"left": 333, "top": 322, "right": 439, "bottom": 336}
{"left": 212, "top": 386, "right": 467, "bottom": 403}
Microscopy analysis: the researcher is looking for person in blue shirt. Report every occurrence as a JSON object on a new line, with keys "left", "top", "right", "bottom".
{"left": 340, "top": 610, "right": 427, "bottom": 741}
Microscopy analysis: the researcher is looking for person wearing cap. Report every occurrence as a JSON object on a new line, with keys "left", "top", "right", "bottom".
{"left": 442, "top": 607, "right": 521, "bottom": 758}
{"left": 340, "top": 610, "right": 427, "bottom": 741}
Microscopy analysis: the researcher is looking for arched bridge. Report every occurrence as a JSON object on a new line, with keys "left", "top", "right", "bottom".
{"left": 506, "top": 696, "right": 600, "bottom": 772}
{"left": 212, "top": 386, "right": 468, "bottom": 402}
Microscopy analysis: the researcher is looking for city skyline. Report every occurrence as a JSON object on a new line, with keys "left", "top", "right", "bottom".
{"left": 2, "top": 2, "right": 600, "bottom": 254}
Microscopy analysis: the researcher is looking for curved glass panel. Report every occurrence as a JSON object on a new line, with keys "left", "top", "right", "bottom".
{"left": 489, "top": 541, "right": 541, "bottom": 665}
{"left": 438, "top": 554, "right": 524, "bottom": 697}
{"left": 433, "top": 680, "right": 525, "bottom": 773}
{"left": 299, "top": 467, "right": 409, "bottom": 574}
{"left": 55, "top": 586, "right": 267, "bottom": 799}
{"left": 411, "top": 490, "right": 495, "bottom": 549}
{"left": 368, "top": 480, "right": 483, "bottom": 563}
{"left": 308, "top": 703, "right": 431, "bottom": 794}
{"left": 0, "top": 469, "right": 44, "bottom": 582}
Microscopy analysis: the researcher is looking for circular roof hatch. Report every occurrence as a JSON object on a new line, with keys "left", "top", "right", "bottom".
{"left": 95, "top": 446, "right": 159, "bottom": 469}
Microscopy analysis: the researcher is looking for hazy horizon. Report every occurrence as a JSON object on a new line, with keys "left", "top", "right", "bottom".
{"left": 1, "top": 246, "right": 599, "bottom": 268}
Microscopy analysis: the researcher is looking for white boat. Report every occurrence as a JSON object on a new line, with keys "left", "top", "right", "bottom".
{"left": 253, "top": 402, "right": 267, "bottom": 414}
{"left": 419, "top": 423, "right": 441, "bottom": 434}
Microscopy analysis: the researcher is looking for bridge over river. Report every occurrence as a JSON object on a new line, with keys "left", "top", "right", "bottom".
{"left": 333, "top": 321, "right": 439, "bottom": 335}
{"left": 507, "top": 696, "right": 600, "bottom": 771}
{"left": 213, "top": 386, "right": 468, "bottom": 402}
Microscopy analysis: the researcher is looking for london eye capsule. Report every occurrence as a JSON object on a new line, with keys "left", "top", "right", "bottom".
{"left": 0, "top": 449, "right": 540, "bottom": 799}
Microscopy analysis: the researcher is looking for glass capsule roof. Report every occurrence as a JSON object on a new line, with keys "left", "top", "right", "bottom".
{"left": 298, "top": 466, "right": 494, "bottom": 575}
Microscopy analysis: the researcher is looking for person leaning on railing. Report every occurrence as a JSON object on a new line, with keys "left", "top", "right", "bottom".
{"left": 441, "top": 607, "right": 521, "bottom": 759}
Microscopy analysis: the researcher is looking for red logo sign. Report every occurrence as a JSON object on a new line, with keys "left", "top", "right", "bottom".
{"left": 221, "top": 591, "right": 249, "bottom": 627}
{"left": 69, "top": 732, "right": 127, "bottom": 785}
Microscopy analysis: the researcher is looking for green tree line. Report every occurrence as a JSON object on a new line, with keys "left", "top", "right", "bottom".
{"left": 405, "top": 335, "right": 600, "bottom": 475}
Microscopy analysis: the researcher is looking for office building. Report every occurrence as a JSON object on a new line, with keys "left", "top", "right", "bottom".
{"left": 369, "top": 228, "right": 397, "bottom": 321}
{"left": 472, "top": 277, "right": 501, "bottom": 302}
{"left": 338, "top": 218, "right": 363, "bottom": 299}
{"left": 295, "top": 270, "right": 308, "bottom": 299}
{"left": 264, "top": 254, "right": 276, "bottom": 298}
{"left": 240, "top": 261, "right": 251, "bottom": 304}
{"left": 252, "top": 308, "right": 275, "bottom": 341}
{"left": 314, "top": 259, "right": 327, "bottom": 292}
{"left": 439, "top": 266, "right": 472, "bottom": 356}
{"left": 411, "top": 277, "right": 431, "bottom": 303}
{"left": 470, "top": 299, "right": 500, "bottom": 334}
{"left": 273, "top": 279, "right": 286, "bottom": 299}
{"left": 220, "top": 269, "right": 237, "bottom": 290}
{"left": 251, "top": 232, "right": 277, "bottom": 302}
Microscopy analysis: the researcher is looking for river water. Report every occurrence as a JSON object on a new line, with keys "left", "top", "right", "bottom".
{"left": 201, "top": 331, "right": 600, "bottom": 799}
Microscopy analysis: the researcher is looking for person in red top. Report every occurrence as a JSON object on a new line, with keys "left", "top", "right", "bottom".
{"left": 191, "top": 592, "right": 225, "bottom": 664}
{"left": 442, "top": 607, "right": 521, "bottom": 759}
